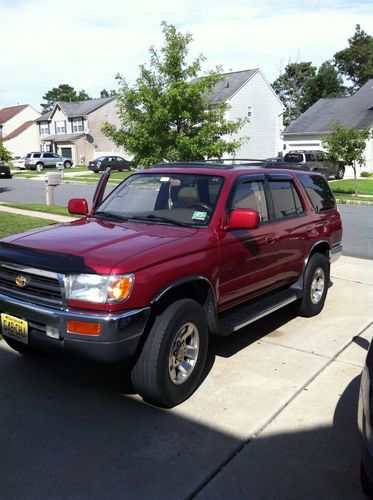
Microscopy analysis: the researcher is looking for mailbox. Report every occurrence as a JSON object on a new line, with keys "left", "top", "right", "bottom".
{"left": 46, "top": 173, "right": 61, "bottom": 186}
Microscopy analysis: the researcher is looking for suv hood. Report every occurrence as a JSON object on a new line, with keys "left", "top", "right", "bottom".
{"left": 1, "top": 218, "right": 199, "bottom": 274}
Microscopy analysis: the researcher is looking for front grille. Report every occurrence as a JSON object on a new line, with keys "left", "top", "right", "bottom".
{"left": 0, "top": 263, "right": 63, "bottom": 308}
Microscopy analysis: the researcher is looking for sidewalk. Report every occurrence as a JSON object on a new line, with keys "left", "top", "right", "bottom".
{"left": 0, "top": 203, "right": 75, "bottom": 223}
{"left": 0, "top": 256, "right": 371, "bottom": 499}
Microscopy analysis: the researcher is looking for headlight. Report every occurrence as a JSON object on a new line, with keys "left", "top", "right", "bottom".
{"left": 66, "top": 274, "right": 134, "bottom": 303}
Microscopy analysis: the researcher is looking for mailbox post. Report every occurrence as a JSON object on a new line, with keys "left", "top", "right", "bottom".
{"left": 45, "top": 173, "right": 61, "bottom": 205}
{"left": 56, "top": 161, "right": 64, "bottom": 179}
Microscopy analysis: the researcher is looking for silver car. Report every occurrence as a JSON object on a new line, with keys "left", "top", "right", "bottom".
{"left": 24, "top": 152, "right": 73, "bottom": 171}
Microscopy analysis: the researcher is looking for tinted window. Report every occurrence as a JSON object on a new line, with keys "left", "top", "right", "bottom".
{"left": 231, "top": 180, "right": 268, "bottom": 222}
{"left": 284, "top": 153, "right": 303, "bottom": 163}
{"left": 33, "top": 153, "right": 41, "bottom": 158}
{"left": 44, "top": 153, "right": 53, "bottom": 158}
{"left": 297, "top": 174, "right": 335, "bottom": 212}
{"left": 269, "top": 180, "right": 304, "bottom": 219}
{"left": 305, "top": 153, "right": 315, "bottom": 161}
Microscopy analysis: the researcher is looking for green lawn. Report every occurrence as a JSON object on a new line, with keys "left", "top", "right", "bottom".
{"left": 330, "top": 179, "right": 373, "bottom": 195}
{"left": 0, "top": 213, "right": 57, "bottom": 238}
{"left": 69, "top": 171, "right": 133, "bottom": 183}
{"left": 2, "top": 203, "right": 71, "bottom": 216}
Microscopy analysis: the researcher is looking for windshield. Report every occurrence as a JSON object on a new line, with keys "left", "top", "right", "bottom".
{"left": 94, "top": 156, "right": 106, "bottom": 161}
{"left": 95, "top": 173, "right": 224, "bottom": 227}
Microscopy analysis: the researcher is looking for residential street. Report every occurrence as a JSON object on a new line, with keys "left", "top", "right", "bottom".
{"left": 0, "top": 255, "right": 372, "bottom": 499}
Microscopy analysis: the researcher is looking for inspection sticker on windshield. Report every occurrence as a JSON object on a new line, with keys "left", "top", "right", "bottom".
{"left": 192, "top": 211, "right": 207, "bottom": 221}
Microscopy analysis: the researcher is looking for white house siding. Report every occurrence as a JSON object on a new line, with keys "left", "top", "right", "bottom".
{"left": 227, "top": 71, "right": 284, "bottom": 159}
{"left": 5, "top": 125, "right": 40, "bottom": 157}
{"left": 87, "top": 100, "right": 126, "bottom": 160}
{"left": 49, "top": 107, "right": 69, "bottom": 134}
{"left": 2, "top": 106, "right": 40, "bottom": 136}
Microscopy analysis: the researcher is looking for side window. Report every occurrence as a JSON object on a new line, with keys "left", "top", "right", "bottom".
{"left": 305, "top": 153, "right": 315, "bottom": 162}
{"left": 231, "top": 180, "right": 268, "bottom": 222}
{"left": 33, "top": 153, "right": 41, "bottom": 158}
{"left": 269, "top": 180, "right": 304, "bottom": 219}
{"left": 297, "top": 174, "right": 335, "bottom": 212}
{"left": 44, "top": 153, "right": 53, "bottom": 158}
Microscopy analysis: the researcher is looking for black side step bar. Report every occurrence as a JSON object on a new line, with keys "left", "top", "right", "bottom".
{"left": 212, "top": 289, "right": 300, "bottom": 337}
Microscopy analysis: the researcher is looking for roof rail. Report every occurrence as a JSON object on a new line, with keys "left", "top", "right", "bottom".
{"left": 152, "top": 159, "right": 266, "bottom": 170}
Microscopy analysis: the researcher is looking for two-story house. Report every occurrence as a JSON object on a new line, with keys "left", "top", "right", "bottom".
{"left": 35, "top": 97, "right": 124, "bottom": 165}
{"left": 208, "top": 69, "right": 285, "bottom": 159}
{"left": 283, "top": 79, "right": 373, "bottom": 174}
{"left": 0, "top": 104, "right": 41, "bottom": 157}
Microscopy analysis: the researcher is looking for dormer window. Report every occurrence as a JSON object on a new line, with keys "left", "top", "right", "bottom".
{"left": 72, "top": 118, "right": 84, "bottom": 133}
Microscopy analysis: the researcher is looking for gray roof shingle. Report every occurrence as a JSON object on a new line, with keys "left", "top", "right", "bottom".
{"left": 284, "top": 79, "right": 373, "bottom": 135}
{"left": 207, "top": 69, "right": 258, "bottom": 103}
{"left": 35, "top": 97, "right": 115, "bottom": 122}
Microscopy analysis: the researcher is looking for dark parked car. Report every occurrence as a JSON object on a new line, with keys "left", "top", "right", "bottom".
{"left": 88, "top": 156, "right": 132, "bottom": 173}
{"left": 359, "top": 344, "right": 373, "bottom": 497}
{"left": 0, "top": 162, "right": 12, "bottom": 178}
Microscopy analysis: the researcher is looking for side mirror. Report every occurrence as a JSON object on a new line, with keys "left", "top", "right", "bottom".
{"left": 68, "top": 198, "right": 88, "bottom": 216}
{"left": 226, "top": 208, "right": 260, "bottom": 230}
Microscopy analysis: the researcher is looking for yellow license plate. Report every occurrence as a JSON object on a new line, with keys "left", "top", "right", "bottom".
{"left": 1, "top": 313, "right": 28, "bottom": 344}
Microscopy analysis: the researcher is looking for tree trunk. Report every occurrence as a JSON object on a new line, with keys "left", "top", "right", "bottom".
{"left": 353, "top": 163, "right": 358, "bottom": 197}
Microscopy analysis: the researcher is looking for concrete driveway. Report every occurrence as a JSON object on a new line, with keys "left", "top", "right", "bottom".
{"left": 0, "top": 255, "right": 371, "bottom": 499}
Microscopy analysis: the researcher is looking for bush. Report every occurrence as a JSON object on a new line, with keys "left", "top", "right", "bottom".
{"left": 360, "top": 171, "right": 373, "bottom": 178}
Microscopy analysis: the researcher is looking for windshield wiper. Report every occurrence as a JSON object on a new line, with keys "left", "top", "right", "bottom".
{"left": 92, "top": 211, "right": 129, "bottom": 221}
{"left": 130, "top": 214, "right": 189, "bottom": 227}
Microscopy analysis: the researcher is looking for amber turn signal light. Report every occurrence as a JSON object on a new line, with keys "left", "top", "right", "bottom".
{"left": 67, "top": 321, "right": 101, "bottom": 336}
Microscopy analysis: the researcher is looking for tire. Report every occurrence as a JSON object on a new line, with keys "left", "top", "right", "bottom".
{"left": 131, "top": 299, "right": 209, "bottom": 408}
{"left": 335, "top": 166, "right": 345, "bottom": 180}
{"left": 64, "top": 161, "right": 72, "bottom": 168}
{"left": 36, "top": 162, "right": 44, "bottom": 172}
{"left": 3, "top": 336, "right": 39, "bottom": 356}
{"left": 298, "top": 253, "right": 330, "bottom": 317}
{"left": 361, "top": 462, "right": 373, "bottom": 498}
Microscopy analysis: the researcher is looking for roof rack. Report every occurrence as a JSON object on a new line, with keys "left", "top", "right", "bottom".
{"left": 152, "top": 159, "right": 266, "bottom": 170}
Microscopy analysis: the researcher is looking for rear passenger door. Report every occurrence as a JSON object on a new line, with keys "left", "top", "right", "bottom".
{"left": 265, "top": 174, "right": 309, "bottom": 286}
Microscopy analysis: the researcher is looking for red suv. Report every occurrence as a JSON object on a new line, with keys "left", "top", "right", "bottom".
{"left": 0, "top": 163, "right": 342, "bottom": 407}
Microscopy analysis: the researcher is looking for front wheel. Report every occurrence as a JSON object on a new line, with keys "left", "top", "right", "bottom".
{"left": 298, "top": 253, "right": 330, "bottom": 317}
{"left": 131, "top": 299, "right": 209, "bottom": 407}
{"left": 64, "top": 161, "right": 72, "bottom": 168}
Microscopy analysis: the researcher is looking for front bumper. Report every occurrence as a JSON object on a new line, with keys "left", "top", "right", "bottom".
{"left": 0, "top": 292, "right": 150, "bottom": 362}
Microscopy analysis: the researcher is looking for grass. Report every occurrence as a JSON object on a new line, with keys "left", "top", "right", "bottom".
{"left": 329, "top": 179, "right": 373, "bottom": 195}
{"left": 68, "top": 171, "right": 133, "bottom": 183}
{"left": 335, "top": 196, "right": 373, "bottom": 204}
{"left": 0, "top": 213, "right": 57, "bottom": 238}
{"left": 2, "top": 203, "right": 71, "bottom": 216}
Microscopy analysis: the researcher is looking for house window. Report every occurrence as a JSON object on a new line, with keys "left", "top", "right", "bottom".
{"left": 40, "top": 122, "right": 49, "bottom": 135}
{"left": 72, "top": 118, "right": 84, "bottom": 133}
{"left": 247, "top": 106, "right": 253, "bottom": 119}
{"left": 55, "top": 120, "right": 67, "bottom": 134}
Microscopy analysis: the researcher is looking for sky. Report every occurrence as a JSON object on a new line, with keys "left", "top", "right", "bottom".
{"left": 1, "top": 0, "right": 373, "bottom": 111}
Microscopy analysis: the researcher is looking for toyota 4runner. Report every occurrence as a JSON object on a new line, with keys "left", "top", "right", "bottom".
{"left": 0, "top": 163, "right": 342, "bottom": 407}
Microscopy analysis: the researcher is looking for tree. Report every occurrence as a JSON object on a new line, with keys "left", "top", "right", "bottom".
{"left": 334, "top": 25, "right": 373, "bottom": 90}
{"left": 272, "top": 62, "right": 316, "bottom": 126}
{"left": 323, "top": 122, "right": 371, "bottom": 196}
{"left": 102, "top": 22, "right": 245, "bottom": 166}
{"left": 301, "top": 61, "right": 345, "bottom": 111}
{"left": 41, "top": 84, "right": 92, "bottom": 113}
{"left": 100, "top": 89, "right": 117, "bottom": 98}
{"left": 0, "top": 138, "right": 12, "bottom": 163}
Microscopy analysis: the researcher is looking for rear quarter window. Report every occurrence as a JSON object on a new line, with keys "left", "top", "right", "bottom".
{"left": 297, "top": 174, "right": 335, "bottom": 212}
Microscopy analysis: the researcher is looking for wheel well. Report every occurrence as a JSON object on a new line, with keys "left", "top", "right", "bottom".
{"left": 309, "top": 242, "right": 330, "bottom": 260}
{"left": 152, "top": 280, "right": 212, "bottom": 317}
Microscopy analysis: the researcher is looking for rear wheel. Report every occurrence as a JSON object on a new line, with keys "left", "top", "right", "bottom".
{"left": 335, "top": 166, "right": 345, "bottom": 180}
{"left": 64, "top": 160, "right": 72, "bottom": 168}
{"left": 131, "top": 299, "right": 209, "bottom": 407}
{"left": 36, "top": 162, "right": 44, "bottom": 172}
{"left": 298, "top": 253, "right": 330, "bottom": 317}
